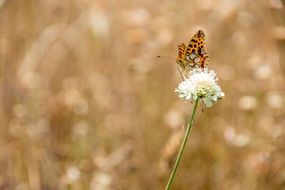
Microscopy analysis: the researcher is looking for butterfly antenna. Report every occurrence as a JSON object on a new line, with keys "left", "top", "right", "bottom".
{"left": 156, "top": 55, "right": 176, "bottom": 65}
{"left": 157, "top": 55, "right": 175, "bottom": 60}
{"left": 156, "top": 56, "right": 186, "bottom": 81}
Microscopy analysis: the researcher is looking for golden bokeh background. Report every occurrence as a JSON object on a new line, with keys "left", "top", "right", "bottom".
{"left": 0, "top": 0, "right": 285, "bottom": 189}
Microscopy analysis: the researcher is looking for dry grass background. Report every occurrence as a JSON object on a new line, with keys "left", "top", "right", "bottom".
{"left": 0, "top": 0, "right": 285, "bottom": 189}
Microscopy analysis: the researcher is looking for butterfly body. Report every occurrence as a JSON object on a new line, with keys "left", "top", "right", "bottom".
{"left": 176, "top": 30, "right": 209, "bottom": 72}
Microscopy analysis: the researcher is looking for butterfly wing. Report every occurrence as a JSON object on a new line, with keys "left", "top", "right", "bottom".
{"left": 184, "top": 30, "right": 209, "bottom": 69}
{"left": 176, "top": 43, "right": 187, "bottom": 69}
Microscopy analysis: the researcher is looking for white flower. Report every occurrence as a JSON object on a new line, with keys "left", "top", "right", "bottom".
{"left": 175, "top": 68, "right": 225, "bottom": 107}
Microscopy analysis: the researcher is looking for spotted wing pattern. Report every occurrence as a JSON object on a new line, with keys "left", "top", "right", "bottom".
{"left": 176, "top": 43, "right": 186, "bottom": 68}
{"left": 176, "top": 30, "right": 209, "bottom": 71}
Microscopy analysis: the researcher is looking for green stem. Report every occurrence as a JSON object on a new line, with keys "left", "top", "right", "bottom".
{"left": 165, "top": 98, "right": 199, "bottom": 190}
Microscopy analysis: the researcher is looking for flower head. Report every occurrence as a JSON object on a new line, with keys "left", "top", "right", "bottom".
{"left": 175, "top": 68, "right": 224, "bottom": 107}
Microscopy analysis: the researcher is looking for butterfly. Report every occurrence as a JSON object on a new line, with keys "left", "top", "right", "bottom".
{"left": 176, "top": 30, "right": 209, "bottom": 72}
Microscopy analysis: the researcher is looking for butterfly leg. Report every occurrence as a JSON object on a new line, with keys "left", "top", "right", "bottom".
{"left": 177, "top": 66, "right": 186, "bottom": 80}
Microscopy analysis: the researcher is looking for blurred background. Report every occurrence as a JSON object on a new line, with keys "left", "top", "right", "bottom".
{"left": 0, "top": 0, "right": 285, "bottom": 189}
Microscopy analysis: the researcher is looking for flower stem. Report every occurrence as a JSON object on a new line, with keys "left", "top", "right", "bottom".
{"left": 165, "top": 98, "right": 199, "bottom": 190}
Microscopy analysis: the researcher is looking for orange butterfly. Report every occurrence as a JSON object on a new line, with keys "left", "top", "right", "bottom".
{"left": 176, "top": 30, "right": 209, "bottom": 72}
